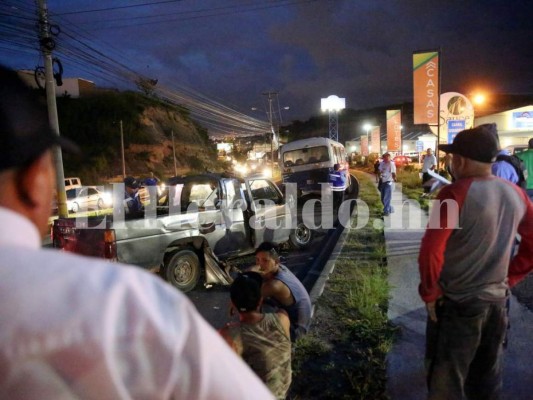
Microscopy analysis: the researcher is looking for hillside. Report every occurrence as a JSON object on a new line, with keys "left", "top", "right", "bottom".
{"left": 56, "top": 91, "right": 220, "bottom": 184}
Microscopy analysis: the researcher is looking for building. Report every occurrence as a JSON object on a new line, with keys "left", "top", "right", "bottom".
{"left": 474, "top": 105, "right": 533, "bottom": 148}
{"left": 17, "top": 70, "right": 96, "bottom": 98}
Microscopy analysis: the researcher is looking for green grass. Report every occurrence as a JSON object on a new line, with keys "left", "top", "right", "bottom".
{"left": 289, "top": 170, "right": 398, "bottom": 399}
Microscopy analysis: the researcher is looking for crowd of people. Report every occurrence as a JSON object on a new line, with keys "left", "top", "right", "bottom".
{"left": 2, "top": 63, "right": 533, "bottom": 399}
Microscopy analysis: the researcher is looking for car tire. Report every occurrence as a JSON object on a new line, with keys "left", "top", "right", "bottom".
{"left": 71, "top": 202, "right": 79, "bottom": 213}
{"left": 163, "top": 249, "right": 201, "bottom": 292}
{"left": 289, "top": 220, "right": 313, "bottom": 249}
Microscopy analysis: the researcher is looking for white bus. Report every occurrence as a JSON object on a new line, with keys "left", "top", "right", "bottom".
{"left": 279, "top": 137, "right": 358, "bottom": 197}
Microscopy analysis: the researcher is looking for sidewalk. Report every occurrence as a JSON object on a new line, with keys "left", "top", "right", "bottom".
{"left": 384, "top": 182, "right": 533, "bottom": 399}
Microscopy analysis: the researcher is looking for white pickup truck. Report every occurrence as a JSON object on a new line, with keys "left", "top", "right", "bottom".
{"left": 52, "top": 173, "right": 309, "bottom": 292}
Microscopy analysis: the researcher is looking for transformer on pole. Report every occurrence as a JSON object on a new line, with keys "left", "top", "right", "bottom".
{"left": 321, "top": 95, "right": 345, "bottom": 142}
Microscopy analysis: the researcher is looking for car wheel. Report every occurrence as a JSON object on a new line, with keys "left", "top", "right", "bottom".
{"left": 164, "top": 249, "right": 201, "bottom": 292}
{"left": 289, "top": 221, "right": 313, "bottom": 249}
{"left": 97, "top": 198, "right": 104, "bottom": 209}
{"left": 71, "top": 202, "right": 79, "bottom": 213}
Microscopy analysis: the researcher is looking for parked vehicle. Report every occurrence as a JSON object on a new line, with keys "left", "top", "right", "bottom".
{"left": 66, "top": 186, "right": 112, "bottom": 213}
{"left": 504, "top": 145, "right": 528, "bottom": 155}
{"left": 64, "top": 177, "right": 82, "bottom": 191}
{"left": 279, "top": 137, "right": 359, "bottom": 198}
{"left": 52, "top": 174, "right": 309, "bottom": 292}
{"left": 393, "top": 155, "right": 411, "bottom": 168}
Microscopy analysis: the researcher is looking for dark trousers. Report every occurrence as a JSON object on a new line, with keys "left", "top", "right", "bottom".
{"left": 425, "top": 297, "right": 507, "bottom": 400}
{"left": 422, "top": 172, "right": 432, "bottom": 193}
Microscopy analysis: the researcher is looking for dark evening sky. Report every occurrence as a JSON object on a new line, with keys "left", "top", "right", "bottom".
{"left": 2, "top": 0, "right": 532, "bottom": 135}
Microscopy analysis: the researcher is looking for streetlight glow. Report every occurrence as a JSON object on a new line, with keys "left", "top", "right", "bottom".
{"left": 473, "top": 94, "right": 486, "bottom": 105}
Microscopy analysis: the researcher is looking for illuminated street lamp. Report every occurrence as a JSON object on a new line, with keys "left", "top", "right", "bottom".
{"left": 321, "top": 95, "right": 345, "bottom": 142}
{"left": 472, "top": 93, "right": 486, "bottom": 106}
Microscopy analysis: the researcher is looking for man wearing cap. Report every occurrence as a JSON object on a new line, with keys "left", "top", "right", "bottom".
{"left": 418, "top": 124, "right": 533, "bottom": 399}
{"left": 378, "top": 153, "right": 396, "bottom": 216}
{"left": 123, "top": 175, "right": 142, "bottom": 214}
{"left": 0, "top": 66, "right": 273, "bottom": 399}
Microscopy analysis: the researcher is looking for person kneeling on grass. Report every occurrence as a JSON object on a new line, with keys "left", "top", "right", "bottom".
{"left": 219, "top": 271, "right": 292, "bottom": 400}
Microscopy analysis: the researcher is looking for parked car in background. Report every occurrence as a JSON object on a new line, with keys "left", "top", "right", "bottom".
{"left": 64, "top": 177, "right": 82, "bottom": 191}
{"left": 393, "top": 155, "right": 411, "bottom": 168}
{"left": 66, "top": 186, "right": 112, "bottom": 213}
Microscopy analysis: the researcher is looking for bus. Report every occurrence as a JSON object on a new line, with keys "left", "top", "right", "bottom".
{"left": 279, "top": 137, "right": 358, "bottom": 197}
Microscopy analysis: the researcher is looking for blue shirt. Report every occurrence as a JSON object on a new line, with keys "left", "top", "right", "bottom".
{"left": 492, "top": 150, "right": 519, "bottom": 184}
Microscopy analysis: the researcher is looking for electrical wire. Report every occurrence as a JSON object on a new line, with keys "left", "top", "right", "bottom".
{"left": 0, "top": 0, "right": 297, "bottom": 136}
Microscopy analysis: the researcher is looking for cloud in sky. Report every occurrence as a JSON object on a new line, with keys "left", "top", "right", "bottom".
{"left": 2, "top": 0, "right": 532, "bottom": 130}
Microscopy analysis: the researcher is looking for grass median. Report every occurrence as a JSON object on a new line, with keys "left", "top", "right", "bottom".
{"left": 289, "top": 170, "right": 398, "bottom": 399}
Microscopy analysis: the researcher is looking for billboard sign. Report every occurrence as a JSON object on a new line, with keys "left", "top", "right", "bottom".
{"left": 513, "top": 111, "right": 533, "bottom": 129}
{"left": 413, "top": 50, "right": 439, "bottom": 125}
{"left": 371, "top": 126, "right": 380, "bottom": 154}
{"left": 361, "top": 135, "right": 369, "bottom": 156}
{"left": 447, "top": 119, "right": 466, "bottom": 143}
{"left": 386, "top": 109, "right": 402, "bottom": 152}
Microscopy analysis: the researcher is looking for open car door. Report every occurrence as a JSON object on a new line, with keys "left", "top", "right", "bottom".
{"left": 244, "top": 177, "right": 292, "bottom": 246}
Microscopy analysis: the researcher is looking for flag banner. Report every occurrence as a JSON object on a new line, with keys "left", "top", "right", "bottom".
{"left": 413, "top": 50, "right": 439, "bottom": 125}
{"left": 386, "top": 109, "right": 402, "bottom": 152}
{"left": 371, "top": 126, "right": 380, "bottom": 154}
{"left": 361, "top": 135, "right": 369, "bottom": 156}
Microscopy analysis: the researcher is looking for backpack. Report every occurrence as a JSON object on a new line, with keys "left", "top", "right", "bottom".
{"left": 496, "top": 154, "right": 527, "bottom": 189}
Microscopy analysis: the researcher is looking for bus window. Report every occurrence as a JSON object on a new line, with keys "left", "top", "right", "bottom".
{"left": 283, "top": 146, "right": 329, "bottom": 166}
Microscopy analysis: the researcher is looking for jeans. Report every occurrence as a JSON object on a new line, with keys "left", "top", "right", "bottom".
{"left": 425, "top": 297, "right": 507, "bottom": 400}
{"left": 380, "top": 181, "right": 392, "bottom": 214}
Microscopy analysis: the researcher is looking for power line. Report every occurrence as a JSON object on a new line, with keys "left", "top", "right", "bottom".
{"left": 52, "top": 0, "right": 185, "bottom": 16}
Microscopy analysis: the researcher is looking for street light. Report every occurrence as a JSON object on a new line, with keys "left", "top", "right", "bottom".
{"left": 321, "top": 95, "right": 345, "bottom": 142}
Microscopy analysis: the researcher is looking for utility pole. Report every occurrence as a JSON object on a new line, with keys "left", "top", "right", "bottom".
{"left": 36, "top": 0, "right": 68, "bottom": 217}
{"left": 262, "top": 91, "right": 278, "bottom": 169}
{"left": 171, "top": 129, "right": 177, "bottom": 176}
{"left": 120, "top": 120, "right": 126, "bottom": 178}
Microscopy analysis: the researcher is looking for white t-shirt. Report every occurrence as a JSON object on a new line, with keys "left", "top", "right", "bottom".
{"left": 0, "top": 207, "right": 273, "bottom": 400}
{"left": 422, "top": 154, "right": 437, "bottom": 173}
{"left": 379, "top": 160, "right": 396, "bottom": 182}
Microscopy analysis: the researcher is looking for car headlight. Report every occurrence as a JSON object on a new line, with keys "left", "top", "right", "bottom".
{"left": 102, "top": 192, "right": 113, "bottom": 205}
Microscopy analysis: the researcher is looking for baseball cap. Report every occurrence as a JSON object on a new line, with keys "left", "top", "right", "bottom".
{"left": 124, "top": 176, "right": 140, "bottom": 189}
{"left": 439, "top": 123, "right": 499, "bottom": 163}
{"left": 0, "top": 65, "right": 79, "bottom": 172}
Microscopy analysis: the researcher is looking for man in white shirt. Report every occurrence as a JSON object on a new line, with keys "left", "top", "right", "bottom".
{"left": 378, "top": 153, "right": 396, "bottom": 216}
{"left": 0, "top": 65, "right": 273, "bottom": 399}
{"left": 421, "top": 148, "right": 437, "bottom": 196}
